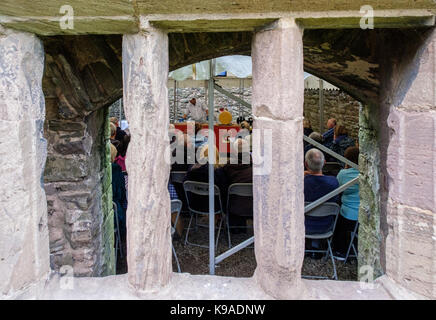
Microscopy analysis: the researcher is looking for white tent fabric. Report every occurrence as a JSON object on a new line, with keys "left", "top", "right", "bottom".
{"left": 169, "top": 55, "right": 312, "bottom": 81}
{"left": 169, "top": 55, "right": 252, "bottom": 81}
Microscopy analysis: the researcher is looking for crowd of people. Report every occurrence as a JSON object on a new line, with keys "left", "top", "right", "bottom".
{"left": 169, "top": 120, "right": 253, "bottom": 236}
{"left": 303, "top": 117, "right": 359, "bottom": 260}
{"left": 109, "top": 117, "right": 130, "bottom": 262}
{"left": 110, "top": 111, "right": 360, "bottom": 271}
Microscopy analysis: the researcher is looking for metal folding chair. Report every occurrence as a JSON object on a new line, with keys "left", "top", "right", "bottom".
{"left": 112, "top": 202, "right": 123, "bottom": 265}
{"left": 343, "top": 220, "right": 359, "bottom": 264}
{"left": 226, "top": 183, "right": 253, "bottom": 248}
{"left": 183, "top": 181, "right": 228, "bottom": 250}
{"left": 170, "top": 171, "right": 189, "bottom": 213}
{"left": 303, "top": 202, "right": 341, "bottom": 280}
{"left": 170, "top": 171, "right": 187, "bottom": 184}
{"left": 171, "top": 199, "right": 183, "bottom": 273}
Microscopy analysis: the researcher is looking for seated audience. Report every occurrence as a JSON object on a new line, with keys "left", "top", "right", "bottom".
{"left": 110, "top": 117, "right": 127, "bottom": 142}
{"left": 110, "top": 123, "right": 120, "bottom": 148}
{"left": 115, "top": 134, "right": 130, "bottom": 173}
{"left": 193, "top": 122, "right": 208, "bottom": 148}
{"left": 303, "top": 118, "right": 313, "bottom": 139}
{"left": 223, "top": 139, "right": 253, "bottom": 233}
{"left": 183, "top": 145, "right": 228, "bottom": 213}
{"left": 172, "top": 133, "right": 196, "bottom": 172}
{"left": 304, "top": 131, "right": 324, "bottom": 156}
{"left": 330, "top": 124, "right": 355, "bottom": 159}
{"left": 304, "top": 148, "right": 340, "bottom": 257}
{"left": 332, "top": 146, "right": 360, "bottom": 260}
{"left": 111, "top": 143, "right": 127, "bottom": 240}
{"left": 322, "top": 118, "right": 337, "bottom": 149}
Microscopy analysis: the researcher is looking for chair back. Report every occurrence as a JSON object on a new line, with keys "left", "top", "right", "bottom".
{"left": 170, "top": 171, "right": 187, "bottom": 184}
{"left": 183, "top": 181, "right": 222, "bottom": 214}
{"left": 227, "top": 183, "right": 253, "bottom": 217}
{"left": 323, "top": 162, "right": 343, "bottom": 176}
{"left": 304, "top": 202, "right": 340, "bottom": 236}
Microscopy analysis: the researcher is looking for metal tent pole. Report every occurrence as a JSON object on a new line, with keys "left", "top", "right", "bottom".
{"left": 173, "top": 80, "right": 177, "bottom": 122}
{"left": 319, "top": 79, "right": 324, "bottom": 133}
{"left": 208, "top": 59, "right": 215, "bottom": 275}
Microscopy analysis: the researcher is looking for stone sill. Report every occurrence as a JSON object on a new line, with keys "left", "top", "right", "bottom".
{"left": 9, "top": 272, "right": 429, "bottom": 300}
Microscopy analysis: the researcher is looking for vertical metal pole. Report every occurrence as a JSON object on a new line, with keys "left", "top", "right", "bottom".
{"left": 319, "top": 79, "right": 324, "bottom": 133}
{"left": 239, "top": 78, "right": 243, "bottom": 117}
{"left": 208, "top": 59, "right": 215, "bottom": 275}
{"left": 173, "top": 80, "right": 177, "bottom": 122}
{"left": 119, "top": 99, "right": 122, "bottom": 121}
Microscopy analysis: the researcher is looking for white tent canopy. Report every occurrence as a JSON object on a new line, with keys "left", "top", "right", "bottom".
{"left": 169, "top": 55, "right": 313, "bottom": 81}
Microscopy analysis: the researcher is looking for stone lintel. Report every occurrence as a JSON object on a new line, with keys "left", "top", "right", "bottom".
{"left": 1, "top": 8, "right": 435, "bottom": 35}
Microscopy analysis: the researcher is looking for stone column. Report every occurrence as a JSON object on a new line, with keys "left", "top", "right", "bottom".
{"left": 251, "top": 19, "right": 306, "bottom": 299}
{"left": 380, "top": 28, "right": 436, "bottom": 298}
{"left": 123, "top": 26, "right": 171, "bottom": 291}
{"left": 0, "top": 27, "right": 49, "bottom": 298}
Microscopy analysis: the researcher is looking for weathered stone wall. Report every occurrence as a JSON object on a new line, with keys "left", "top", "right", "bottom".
{"left": 41, "top": 36, "right": 120, "bottom": 277}
{"left": 377, "top": 28, "right": 436, "bottom": 298}
{"left": 358, "top": 103, "right": 383, "bottom": 279}
{"left": 304, "top": 89, "right": 361, "bottom": 141}
{"left": 43, "top": 105, "right": 115, "bottom": 276}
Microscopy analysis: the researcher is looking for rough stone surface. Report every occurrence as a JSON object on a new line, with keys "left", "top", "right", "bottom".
{"left": 378, "top": 28, "right": 436, "bottom": 299}
{"left": 251, "top": 19, "right": 306, "bottom": 299}
{"left": 42, "top": 36, "right": 119, "bottom": 277}
{"left": 37, "top": 272, "right": 397, "bottom": 300}
{"left": 0, "top": 28, "right": 50, "bottom": 298}
{"left": 358, "top": 103, "right": 384, "bottom": 279}
{"left": 123, "top": 29, "right": 172, "bottom": 291}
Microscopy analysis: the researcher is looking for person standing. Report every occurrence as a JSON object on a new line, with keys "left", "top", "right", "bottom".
{"left": 183, "top": 98, "right": 208, "bottom": 122}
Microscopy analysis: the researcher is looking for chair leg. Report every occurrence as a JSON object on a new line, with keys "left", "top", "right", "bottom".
{"left": 344, "top": 230, "right": 356, "bottom": 265}
{"left": 327, "top": 239, "right": 338, "bottom": 280}
{"left": 215, "top": 215, "right": 224, "bottom": 251}
{"left": 226, "top": 214, "right": 232, "bottom": 249}
{"left": 172, "top": 244, "right": 181, "bottom": 273}
{"left": 184, "top": 213, "right": 194, "bottom": 246}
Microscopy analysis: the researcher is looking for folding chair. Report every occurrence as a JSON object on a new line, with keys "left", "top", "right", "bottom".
{"left": 226, "top": 183, "right": 253, "bottom": 248}
{"left": 183, "top": 181, "right": 228, "bottom": 250}
{"left": 171, "top": 199, "right": 183, "bottom": 273}
{"left": 323, "top": 162, "right": 343, "bottom": 177}
{"left": 112, "top": 202, "right": 123, "bottom": 266}
{"left": 303, "top": 202, "right": 340, "bottom": 280}
{"left": 343, "top": 220, "right": 359, "bottom": 265}
{"left": 170, "top": 171, "right": 187, "bottom": 184}
{"left": 170, "top": 171, "right": 189, "bottom": 213}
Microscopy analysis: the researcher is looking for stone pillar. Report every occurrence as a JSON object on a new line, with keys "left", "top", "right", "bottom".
{"left": 380, "top": 28, "right": 436, "bottom": 298}
{"left": 358, "top": 102, "right": 383, "bottom": 279}
{"left": 251, "top": 19, "right": 306, "bottom": 299}
{"left": 123, "top": 27, "right": 171, "bottom": 291}
{"left": 0, "top": 28, "right": 49, "bottom": 298}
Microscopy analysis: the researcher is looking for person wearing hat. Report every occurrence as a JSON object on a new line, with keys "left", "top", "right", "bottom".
{"left": 183, "top": 98, "right": 208, "bottom": 122}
